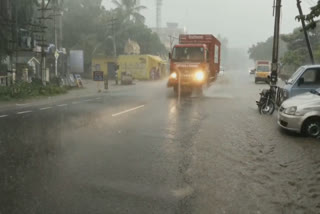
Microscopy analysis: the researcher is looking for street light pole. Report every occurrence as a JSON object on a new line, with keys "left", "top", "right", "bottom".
{"left": 40, "top": 0, "right": 46, "bottom": 84}
{"left": 54, "top": 0, "right": 58, "bottom": 77}
{"left": 270, "top": 0, "right": 282, "bottom": 86}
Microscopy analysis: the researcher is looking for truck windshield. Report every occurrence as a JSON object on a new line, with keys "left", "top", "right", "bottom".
{"left": 172, "top": 47, "right": 205, "bottom": 62}
{"left": 256, "top": 66, "right": 270, "bottom": 72}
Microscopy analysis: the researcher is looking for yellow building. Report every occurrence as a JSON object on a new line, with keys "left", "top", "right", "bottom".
{"left": 91, "top": 56, "right": 117, "bottom": 79}
{"left": 118, "top": 55, "right": 166, "bottom": 80}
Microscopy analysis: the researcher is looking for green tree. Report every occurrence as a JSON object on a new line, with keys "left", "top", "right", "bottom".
{"left": 281, "top": 27, "right": 320, "bottom": 66}
{"left": 298, "top": 0, "right": 320, "bottom": 29}
{"left": 0, "top": 0, "right": 40, "bottom": 63}
{"left": 59, "top": 0, "right": 106, "bottom": 69}
{"left": 112, "top": 0, "right": 146, "bottom": 24}
{"left": 248, "top": 37, "right": 287, "bottom": 62}
{"left": 59, "top": 0, "right": 166, "bottom": 72}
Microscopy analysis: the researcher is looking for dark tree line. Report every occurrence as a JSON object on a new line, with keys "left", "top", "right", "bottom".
{"left": 0, "top": 0, "right": 167, "bottom": 71}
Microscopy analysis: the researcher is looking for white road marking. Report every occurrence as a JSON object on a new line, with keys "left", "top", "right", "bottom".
{"left": 96, "top": 97, "right": 102, "bottom": 100}
{"left": 83, "top": 99, "right": 92, "bottom": 102}
{"left": 16, "top": 103, "right": 32, "bottom": 107}
{"left": 57, "top": 104, "right": 68, "bottom": 107}
{"left": 40, "top": 107, "right": 52, "bottom": 111}
{"left": 17, "top": 110, "right": 32, "bottom": 115}
{"left": 112, "top": 105, "right": 145, "bottom": 117}
{"left": 0, "top": 115, "right": 8, "bottom": 118}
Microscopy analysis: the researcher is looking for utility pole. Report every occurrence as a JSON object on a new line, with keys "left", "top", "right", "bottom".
{"left": 14, "top": 0, "right": 18, "bottom": 83}
{"left": 297, "top": 0, "right": 315, "bottom": 64}
{"left": 39, "top": 0, "right": 46, "bottom": 84}
{"left": 270, "top": 0, "right": 282, "bottom": 86}
{"left": 53, "top": 0, "right": 58, "bottom": 77}
{"left": 107, "top": 17, "right": 117, "bottom": 57}
{"left": 38, "top": 0, "right": 52, "bottom": 83}
{"left": 59, "top": 4, "right": 63, "bottom": 50}
{"left": 52, "top": 0, "right": 62, "bottom": 77}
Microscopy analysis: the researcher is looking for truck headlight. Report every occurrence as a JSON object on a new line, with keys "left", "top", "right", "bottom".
{"left": 170, "top": 72, "right": 177, "bottom": 79}
{"left": 195, "top": 71, "right": 205, "bottom": 81}
{"left": 284, "top": 106, "right": 297, "bottom": 115}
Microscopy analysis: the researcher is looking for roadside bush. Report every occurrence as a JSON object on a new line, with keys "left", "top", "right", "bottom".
{"left": 50, "top": 77, "right": 62, "bottom": 86}
{"left": 0, "top": 81, "right": 68, "bottom": 101}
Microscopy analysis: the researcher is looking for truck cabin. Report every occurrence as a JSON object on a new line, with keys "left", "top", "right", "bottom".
{"left": 171, "top": 44, "right": 208, "bottom": 63}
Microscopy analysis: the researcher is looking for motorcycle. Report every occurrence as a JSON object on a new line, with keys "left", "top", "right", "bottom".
{"left": 256, "top": 87, "right": 276, "bottom": 115}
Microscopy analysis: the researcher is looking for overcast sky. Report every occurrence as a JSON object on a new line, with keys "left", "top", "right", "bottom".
{"left": 103, "top": 0, "right": 315, "bottom": 48}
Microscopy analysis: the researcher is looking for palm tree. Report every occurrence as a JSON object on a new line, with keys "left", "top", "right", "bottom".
{"left": 112, "top": 0, "right": 146, "bottom": 24}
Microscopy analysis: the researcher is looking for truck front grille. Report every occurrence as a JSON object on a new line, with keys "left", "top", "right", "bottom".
{"left": 179, "top": 69, "right": 195, "bottom": 80}
{"left": 181, "top": 74, "right": 193, "bottom": 80}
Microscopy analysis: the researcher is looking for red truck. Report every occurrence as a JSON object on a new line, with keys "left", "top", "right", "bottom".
{"left": 168, "top": 34, "right": 221, "bottom": 93}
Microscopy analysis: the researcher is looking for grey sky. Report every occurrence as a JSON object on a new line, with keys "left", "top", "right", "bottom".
{"left": 103, "top": 0, "right": 315, "bottom": 48}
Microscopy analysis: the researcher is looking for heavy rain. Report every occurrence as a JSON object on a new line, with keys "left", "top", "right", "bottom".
{"left": 1, "top": 0, "right": 320, "bottom": 213}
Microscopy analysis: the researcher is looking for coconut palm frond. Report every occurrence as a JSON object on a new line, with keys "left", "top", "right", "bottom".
{"left": 112, "top": 0, "right": 122, "bottom": 8}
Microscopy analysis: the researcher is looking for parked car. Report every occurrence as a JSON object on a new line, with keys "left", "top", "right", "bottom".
{"left": 279, "top": 65, "right": 320, "bottom": 103}
{"left": 278, "top": 89, "right": 320, "bottom": 138}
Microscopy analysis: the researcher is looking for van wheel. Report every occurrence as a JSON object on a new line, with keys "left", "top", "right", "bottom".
{"left": 302, "top": 118, "right": 320, "bottom": 138}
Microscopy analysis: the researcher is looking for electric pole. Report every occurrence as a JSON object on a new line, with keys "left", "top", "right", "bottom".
{"left": 297, "top": 0, "right": 315, "bottom": 64}
{"left": 38, "top": 0, "right": 53, "bottom": 83}
{"left": 53, "top": 0, "right": 58, "bottom": 77}
{"left": 39, "top": 0, "right": 47, "bottom": 84}
{"left": 270, "top": 0, "right": 282, "bottom": 86}
{"left": 52, "top": 0, "right": 62, "bottom": 77}
{"left": 107, "top": 17, "right": 117, "bottom": 57}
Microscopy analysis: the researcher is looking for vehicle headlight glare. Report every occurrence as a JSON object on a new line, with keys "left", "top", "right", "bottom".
{"left": 195, "top": 71, "right": 205, "bottom": 81}
{"left": 284, "top": 106, "right": 297, "bottom": 115}
{"left": 170, "top": 72, "right": 177, "bottom": 79}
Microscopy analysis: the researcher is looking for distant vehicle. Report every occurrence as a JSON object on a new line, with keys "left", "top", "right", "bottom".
{"left": 168, "top": 34, "right": 221, "bottom": 93}
{"left": 121, "top": 72, "right": 133, "bottom": 85}
{"left": 219, "top": 66, "right": 225, "bottom": 76}
{"left": 278, "top": 89, "right": 320, "bottom": 138}
{"left": 249, "top": 68, "right": 256, "bottom": 75}
{"left": 278, "top": 65, "right": 320, "bottom": 103}
{"left": 255, "top": 60, "right": 271, "bottom": 83}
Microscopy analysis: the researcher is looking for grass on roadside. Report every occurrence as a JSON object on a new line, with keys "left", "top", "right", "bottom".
{"left": 0, "top": 78, "right": 69, "bottom": 101}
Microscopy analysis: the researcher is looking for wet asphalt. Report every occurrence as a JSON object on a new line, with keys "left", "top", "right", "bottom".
{"left": 0, "top": 69, "right": 319, "bottom": 214}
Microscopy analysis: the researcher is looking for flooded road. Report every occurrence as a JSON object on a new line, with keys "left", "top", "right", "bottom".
{"left": 0, "top": 69, "right": 319, "bottom": 214}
